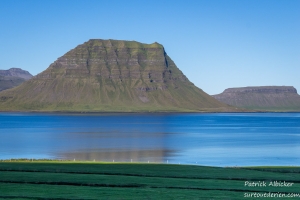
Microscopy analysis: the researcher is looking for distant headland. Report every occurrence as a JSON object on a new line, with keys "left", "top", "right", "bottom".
{"left": 0, "top": 68, "right": 32, "bottom": 92}
{"left": 213, "top": 86, "right": 300, "bottom": 111}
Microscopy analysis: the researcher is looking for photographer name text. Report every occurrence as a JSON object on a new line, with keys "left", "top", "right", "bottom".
{"left": 245, "top": 181, "right": 293, "bottom": 187}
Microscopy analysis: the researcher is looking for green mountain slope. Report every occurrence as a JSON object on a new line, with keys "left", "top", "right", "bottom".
{"left": 213, "top": 86, "right": 300, "bottom": 111}
{"left": 0, "top": 39, "right": 234, "bottom": 112}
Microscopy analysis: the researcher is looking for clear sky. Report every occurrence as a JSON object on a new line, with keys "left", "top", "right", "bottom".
{"left": 1, "top": 0, "right": 299, "bottom": 95}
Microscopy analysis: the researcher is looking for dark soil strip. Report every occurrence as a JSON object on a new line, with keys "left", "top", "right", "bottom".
{"left": 0, "top": 195, "right": 96, "bottom": 200}
{"left": 0, "top": 180, "right": 145, "bottom": 188}
{"left": 0, "top": 180, "right": 292, "bottom": 194}
{"left": 243, "top": 168, "right": 300, "bottom": 174}
{"left": 1, "top": 168, "right": 300, "bottom": 183}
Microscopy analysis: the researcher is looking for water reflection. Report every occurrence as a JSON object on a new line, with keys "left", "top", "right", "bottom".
{"left": 57, "top": 149, "right": 175, "bottom": 162}
{"left": 57, "top": 129, "right": 174, "bottom": 162}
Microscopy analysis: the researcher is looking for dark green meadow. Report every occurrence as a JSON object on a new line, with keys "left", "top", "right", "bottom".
{"left": 0, "top": 161, "right": 300, "bottom": 199}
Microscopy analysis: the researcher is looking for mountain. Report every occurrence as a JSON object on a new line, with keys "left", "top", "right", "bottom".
{"left": 0, "top": 39, "right": 235, "bottom": 112}
{"left": 0, "top": 68, "right": 33, "bottom": 92}
{"left": 0, "top": 68, "right": 33, "bottom": 80}
{"left": 213, "top": 86, "right": 300, "bottom": 111}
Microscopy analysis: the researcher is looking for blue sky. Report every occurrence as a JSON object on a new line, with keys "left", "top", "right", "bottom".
{"left": 1, "top": 0, "right": 299, "bottom": 94}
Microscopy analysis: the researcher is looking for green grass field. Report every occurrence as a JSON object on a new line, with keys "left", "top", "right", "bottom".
{"left": 0, "top": 161, "right": 299, "bottom": 199}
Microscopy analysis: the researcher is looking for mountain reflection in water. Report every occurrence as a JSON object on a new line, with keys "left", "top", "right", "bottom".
{"left": 58, "top": 149, "right": 174, "bottom": 163}
{"left": 56, "top": 129, "right": 174, "bottom": 162}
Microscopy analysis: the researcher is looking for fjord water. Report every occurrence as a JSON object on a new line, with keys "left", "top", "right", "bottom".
{"left": 0, "top": 113, "right": 299, "bottom": 166}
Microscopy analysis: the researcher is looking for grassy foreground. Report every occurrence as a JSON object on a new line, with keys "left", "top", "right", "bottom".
{"left": 0, "top": 161, "right": 300, "bottom": 199}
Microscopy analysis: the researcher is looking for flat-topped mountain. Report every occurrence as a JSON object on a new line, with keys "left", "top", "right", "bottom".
{"left": 213, "top": 86, "right": 300, "bottom": 111}
{"left": 0, "top": 39, "right": 234, "bottom": 112}
{"left": 0, "top": 68, "right": 33, "bottom": 92}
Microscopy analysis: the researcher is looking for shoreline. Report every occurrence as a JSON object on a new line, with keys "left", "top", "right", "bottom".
{"left": 1, "top": 159, "right": 299, "bottom": 168}
{"left": 1, "top": 110, "right": 300, "bottom": 114}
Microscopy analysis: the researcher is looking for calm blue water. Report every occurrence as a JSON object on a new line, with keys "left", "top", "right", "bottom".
{"left": 0, "top": 112, "right": 299, "bottom": 166}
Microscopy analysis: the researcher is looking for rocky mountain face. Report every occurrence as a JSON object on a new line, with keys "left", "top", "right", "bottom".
{"left": 0, "top": 39, "right": 234, "bottom": 112}
{"left": 0, "top": 68, "right": 33, "bottom": 92}
{"left": 213, "top": 86, "right": 300, "bottom": 111}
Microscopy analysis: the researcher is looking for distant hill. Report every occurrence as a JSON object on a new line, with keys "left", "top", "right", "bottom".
{"left": 0, "top": 68, "right": 33, "bottom": 92}
{"left": 213, "top": 86, "right": 300, "bottom": 111}
{"left": 0, "top": 39, "right": 236, "bottom": 112}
